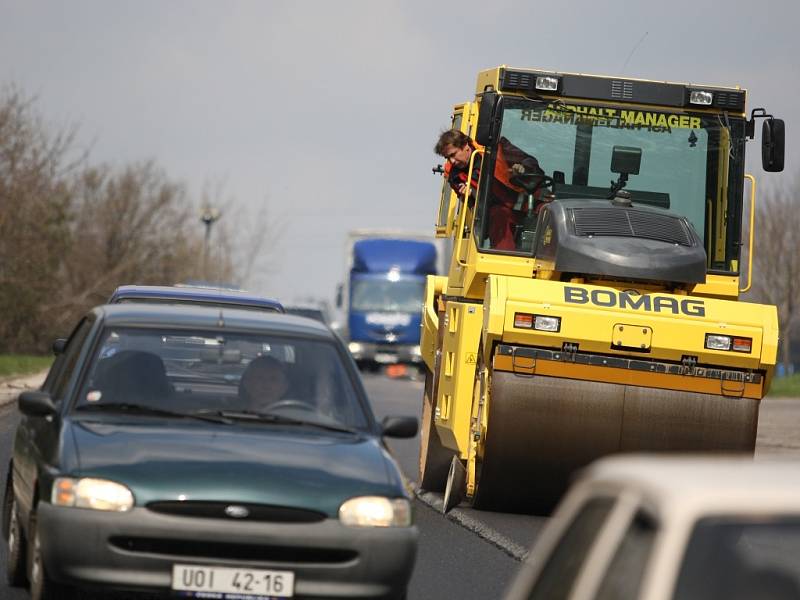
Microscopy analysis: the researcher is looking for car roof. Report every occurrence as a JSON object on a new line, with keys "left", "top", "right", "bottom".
{"left": 108, "top": 285, "right": 285, "bottom": 313}
{"left": 577, "top": 454, "right": 800, "bottom": 511}
{"left": 95, "top": 303, "right": 335, "bottom": 339}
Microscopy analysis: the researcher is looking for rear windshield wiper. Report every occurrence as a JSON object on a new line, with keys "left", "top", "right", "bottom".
{"left": 194, "top": 409, "right": 359, "bottom": 434}
{"left": 75, "top": 402, "right": 233, "bottom": 424}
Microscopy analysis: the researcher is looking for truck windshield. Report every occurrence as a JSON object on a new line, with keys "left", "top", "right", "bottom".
{"left": 351, "top": 279, "right": 425, "bottom": 313}
{"left": 475, "top": 98, "right": 746, "bottom": 272}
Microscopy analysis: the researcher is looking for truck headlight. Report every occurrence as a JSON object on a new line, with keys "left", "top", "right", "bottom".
{"left": 339, "top": 496, "right": 411, "bottom": 527}
{"left": 52, "top": 477, "right": 134, "bottom": 512}
{"left": 514, "top": 312, "right": 561, "bottom": 332}
{"left": 705, "top": 334, "right": 752, "bottom": 353}
{"left": 348, "top": 342, "right": 363, "bottom": 354}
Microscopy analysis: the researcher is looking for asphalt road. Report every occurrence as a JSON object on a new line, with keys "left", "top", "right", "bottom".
{"left": 0, "top": 372, "right": 798, "bottom": 599}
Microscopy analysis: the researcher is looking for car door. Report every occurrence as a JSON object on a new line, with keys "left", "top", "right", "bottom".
{"left": 14, "top": 315, "right": 96, "bottom": 516}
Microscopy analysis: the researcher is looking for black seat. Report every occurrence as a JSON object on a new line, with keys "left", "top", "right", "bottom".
{"left": 94, "top": 350, "right": 172, "bottom": 406}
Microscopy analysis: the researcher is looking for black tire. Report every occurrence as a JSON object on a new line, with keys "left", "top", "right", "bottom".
{"left": 3, "top": 477, "right": 27, "bottom": 587}
{"left": 27, "top": 510, "right": 74, "bottom": 600}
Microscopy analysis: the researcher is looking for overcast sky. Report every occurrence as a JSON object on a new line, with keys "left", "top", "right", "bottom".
{"left": 2, "top": 0, "right": 797, "bottom": 308}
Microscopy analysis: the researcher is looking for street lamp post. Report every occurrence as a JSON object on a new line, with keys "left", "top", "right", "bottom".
{"left": 200, "top": 206, "right": 221, "bottom": 282}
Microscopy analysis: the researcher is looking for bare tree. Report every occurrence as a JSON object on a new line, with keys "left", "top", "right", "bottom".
{"left": 0, "top": 88, "right": 278, "bottom": 353}
{"left": 750, "top": 175, "right": 800, "bottom": 374}
{"left": 0, "top": 89, "right": 80, "bottom": 351}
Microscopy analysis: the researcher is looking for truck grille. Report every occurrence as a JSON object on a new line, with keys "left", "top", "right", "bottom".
{"left": 571, "top": 208, "right": 693, "bottom": 246}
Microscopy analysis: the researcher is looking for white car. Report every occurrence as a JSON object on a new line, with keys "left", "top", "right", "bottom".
{"left": 504, "top": 455, "right": 800, "bottom": 600}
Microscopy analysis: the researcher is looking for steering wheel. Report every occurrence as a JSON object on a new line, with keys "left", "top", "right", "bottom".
{"left": 510, "top": 173, "right": 554, "bottom": 195}
{"left": 261, "top": 398, "right": 318, "bottom": 413}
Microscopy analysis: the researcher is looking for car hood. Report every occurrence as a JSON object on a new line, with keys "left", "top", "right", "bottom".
{"left": 63, "top": 418, "right": 403, "bottom": 517}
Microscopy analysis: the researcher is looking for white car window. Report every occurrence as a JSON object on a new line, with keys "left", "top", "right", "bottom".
{"left": 527, "top": 497, "right": 616, "bottom": 600}
{"left": 673, "top": 517, "right": 800, "bottom": 600}
{"left": 594, "top": 511, "right": 657, "bottom": 600}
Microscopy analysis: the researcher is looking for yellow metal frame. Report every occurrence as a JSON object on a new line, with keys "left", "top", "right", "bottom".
{"left": 420, "top": 275, "right": 448, "bottom": 372}
{"left": 434, "top": 301, "right": 484, "bottom": 456}
{"left": 741, "top": 174, "right": 756, "bottom": 293}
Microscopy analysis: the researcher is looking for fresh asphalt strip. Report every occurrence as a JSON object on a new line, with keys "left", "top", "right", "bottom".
{"left": 414, "top": 488, "right": 529, "bottom": 561}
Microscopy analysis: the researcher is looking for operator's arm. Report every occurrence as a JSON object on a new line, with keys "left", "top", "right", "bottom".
{"left": 445, "top": 159, "right": 481, "bottom": 198}
{"left": 498, "top": 137, "right": 543, "bottom": 177}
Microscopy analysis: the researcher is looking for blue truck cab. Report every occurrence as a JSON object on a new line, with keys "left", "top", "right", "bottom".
{"left": 342, "top": 238, "right": 438, "bottom": 370}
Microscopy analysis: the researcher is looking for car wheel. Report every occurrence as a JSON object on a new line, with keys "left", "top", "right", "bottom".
{"left": 4, "top": 483, "right": 27, "bottom": 587}
{"left": 27, "top": 510, "right": 74, "bottom": 600}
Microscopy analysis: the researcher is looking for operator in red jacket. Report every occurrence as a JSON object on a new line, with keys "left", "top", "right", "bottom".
{"left": 434, "top": 130, "right": 548, "bottom": 251}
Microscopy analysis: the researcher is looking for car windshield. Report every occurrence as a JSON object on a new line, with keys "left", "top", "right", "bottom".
{"left": 74, "top": 327, "right": 369, "bottom": 430}
{"left": 350, "top": 279, "right": 425, "bottom": 313}
{"left": 673, "top": 516, "right": 800, "bottom": 600}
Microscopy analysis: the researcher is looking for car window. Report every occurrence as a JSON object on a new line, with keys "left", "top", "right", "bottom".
{"left": 594, "top": 511, "right": 657, "bottom": 600}
{"left": 673, "top": 517, "right": 800, "bottom": 600}
{"left": 527, "top": 496, "right": 616, "bottom": 600}
{"left": 74, "top": 327, "right": 369, "bottom": 430}
{"left": 47, "top": 318, "right": 94, "bottom": 401}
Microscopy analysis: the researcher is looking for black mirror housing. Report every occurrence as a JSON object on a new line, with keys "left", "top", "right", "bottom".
{"left": 380, "top": 416, "right": 418, "bottom": 439}
{"left": 762, "top": 119, "right": 785, "bottom": 172}
{"left": 52, "top": 338, "right": 67, "bottom": 355}
{"left": 475, "top": 91, "right": 501, "bottom": 146}
{"left": 18, "top": 390, "right": 57, "bottom": 417}
{"left": 611, "top": 146, "right": 642, "bottom": 176}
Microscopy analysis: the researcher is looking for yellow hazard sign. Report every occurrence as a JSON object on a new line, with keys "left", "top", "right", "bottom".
{"left": 466, "top": 353, "right": 477, "bottom": 364}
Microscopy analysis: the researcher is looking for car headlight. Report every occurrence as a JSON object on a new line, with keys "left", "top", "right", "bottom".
{"left": 52, "top": 477, "right": 134, "bottom": 512}
{"left": 339, "top": 496, "right": 411, "bottom": 527}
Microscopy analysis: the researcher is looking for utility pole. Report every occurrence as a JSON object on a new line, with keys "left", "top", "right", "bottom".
{"left": 200, "top": 206, "right": 221, "bottom": 282}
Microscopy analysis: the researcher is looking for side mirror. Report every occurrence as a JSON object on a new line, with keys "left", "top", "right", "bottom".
{"left": 52, "top": 338, "right": 67, "bottom": 355}
{"left": 380, "top": 416, "right": 418, "bottom": 439}
{"left": 611, "top": 146, "right": 642, "bottom": 176}
{"left": 762, "top": 119, "right": 785, "bottom": 172}
{"left": 18, "top": 390, "right": 58, "bottom": 417}
{"left": 475, "top": 91, "right": 501, "bottom": 147}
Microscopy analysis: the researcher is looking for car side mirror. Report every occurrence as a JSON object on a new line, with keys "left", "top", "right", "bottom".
{"left": 762, "top": 118, "right": 785, "bottom": 172}
{"left": 18, "top": 390, "right": 58, "bottom": 417}
{"left": 380, "top": 416, "right": 418, "bottom": 439}
{"left": 52, "top": 338, "right": 67, "bottom": 355}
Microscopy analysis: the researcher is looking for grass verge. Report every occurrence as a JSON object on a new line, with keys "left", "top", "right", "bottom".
{"left": 0, "top": 355, "right": 52, "bottom": 379}
{"left": 768, "top": 374, "right": 800, "bottom": 397}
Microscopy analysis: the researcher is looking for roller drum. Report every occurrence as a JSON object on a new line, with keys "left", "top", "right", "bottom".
{"left": 473, "top": 371, "right": 759, "bottom": 513}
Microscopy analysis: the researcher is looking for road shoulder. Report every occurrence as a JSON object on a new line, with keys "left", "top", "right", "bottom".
{"left": 0, "top": 370, "right": 47, "bottom": 406}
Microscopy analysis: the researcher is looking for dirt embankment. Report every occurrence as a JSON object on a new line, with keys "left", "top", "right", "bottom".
{"left": 0, "top": 371, "right": 48, "bottom": 406}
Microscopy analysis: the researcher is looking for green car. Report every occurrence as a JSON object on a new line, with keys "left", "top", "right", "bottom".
{"left": 3, "top": 304, "right": 418, "bottom": 600}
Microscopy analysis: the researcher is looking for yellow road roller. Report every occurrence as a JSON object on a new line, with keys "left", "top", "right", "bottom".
{"left": 420, "top": 66, "right": 786, "bottom": 513}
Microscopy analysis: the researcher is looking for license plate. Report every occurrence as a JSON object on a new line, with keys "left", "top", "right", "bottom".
{"left": 172, "top": 564, "right": 294, "bottom": 598}
{"left": 375, "top": 352, "right": 398, "bottom": 364}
